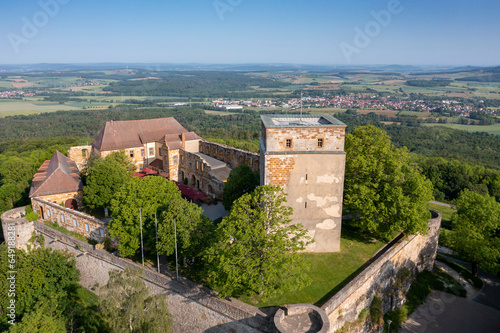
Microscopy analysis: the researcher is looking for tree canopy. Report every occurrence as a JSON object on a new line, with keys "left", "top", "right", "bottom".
{"left": 83, "top": 152, "right": 134, "bottom": 210}
{"left": 109, "top": 176, "right": 182, "bottom": 257}
{"left": 344, "top": 125, "right": 433, "bottom": 240}
{"left": 450, "top": 189, "right": 500, "bottom": 275}
{"left": 99, "top": 267, "right": 172, "bottom": 333}
{"left": 222, "top": 164, "right": 260, "bottom": 211}
{"left": 205, "top": 186, "right": 312, "bottom": 299}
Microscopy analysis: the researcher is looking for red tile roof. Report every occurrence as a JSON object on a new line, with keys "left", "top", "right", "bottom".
{"left": 92, "top": 117, "right": 201, "bottom": 151}
{"left": 29, "top": 151, "right": 83, "bottom": 197}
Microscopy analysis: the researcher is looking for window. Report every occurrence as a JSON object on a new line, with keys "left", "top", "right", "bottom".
{"left": 317, "top": 138, "right": 324, "bottom": 148}
{"left": 85, "top": 223, "right": 89, "bottom": 232}
{"left": 73, "top": 219, "right": 77, "bottom": 227}
{"left": 286, "top": 139, "right": 293, "bottom": 148}
{"left": 149, "top": 147, "right": 154, "bottom": 156}
{"left": 61, "top": 215, "right": 65, "bottom": 223}
{"left": 173, "top": 156, "right": 178, "bottom": 164}
{"left": 100, "top": 229, "right": 105, "bottom": 238}
{"left": 139, "top": 164, "right": 143, "bottom": 170}
{"left": 129, "top": 150, "right": 134, "bottom": 158}
{"left": 141, "top": 149, "right": 145, "bottom": 157}
{"left": 47, "top": 209, "right": 51, "bottom": 217}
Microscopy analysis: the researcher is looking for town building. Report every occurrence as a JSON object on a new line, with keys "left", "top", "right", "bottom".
{"left": 260, "top": 114, "right": 347, "bottom": 252}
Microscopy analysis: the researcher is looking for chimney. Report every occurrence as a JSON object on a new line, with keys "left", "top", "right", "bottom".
{"left": 181, "top": 133, "right": 186, "bottom": 150}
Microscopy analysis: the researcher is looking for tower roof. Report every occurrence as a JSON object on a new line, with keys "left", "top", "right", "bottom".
{"left": 29, "top": 151, "right": 82, "bottom": 197}
{"left": 261, "top": 114, "right": 346, "bottom": 128}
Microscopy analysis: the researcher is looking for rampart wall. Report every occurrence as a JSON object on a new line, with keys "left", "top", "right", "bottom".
{"left": 200, "top": 140, "right": 260, "bottom": 173}
{"left": 320, "top": 211, "right": 441, "bottom": 332}
{"left": 1, "top": 206, "right": 441, "bottom": 333}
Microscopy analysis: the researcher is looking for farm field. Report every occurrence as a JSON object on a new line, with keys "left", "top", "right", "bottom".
{"left": 0, "top": 101, "right": 81, "bottom": 117}
{"left": 423, "top": 123, "right": 500, "bottom": 135}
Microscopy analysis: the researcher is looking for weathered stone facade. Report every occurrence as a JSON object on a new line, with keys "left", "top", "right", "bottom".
{"left": 67, "top": 145, "right": 92, "bottom": 171}
{"left": 321, "top": 211, "right": 442, "bottom": 332}
{"left": 37, "top": 191, "right": 83, "bottom": 211}
{"left": 200, "top": 140, "right": 260, "bottom": 173}
{"left": 260, "top": 115, "right": 347, "bottom": 252}
{"left": 1, "top": 207, "right": 35, "bottom": 252}
{"left": 31, "top": 198, "right": 116, "bottom": 245}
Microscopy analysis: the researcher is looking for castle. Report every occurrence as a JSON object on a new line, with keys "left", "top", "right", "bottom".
{"left": 68, "top": 115, "right": 346, "bottom": 252}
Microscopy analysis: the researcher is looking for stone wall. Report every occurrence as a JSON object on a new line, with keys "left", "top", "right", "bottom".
{"left": 68, "top": 145, "right": 92, "bottom": 171}
{"left": 31, "top": 198, "right": 114, "bottom": 245}
{"left": 200, "top": 140, "right": 260, "bottom": 173}
{"left": 320, "top": 211, "right": 442, "bottom": 332}
{"left": 37, "top": 191, "right": 83, "bottom": 210}
{"left": 33, "top": 221, "right": 271, "bottom": 333}
{"left": 1, "top": 207, "right": 34, "bottom": 252}
{"left": 181, "top": 150, "right": 224, "bottom": 199}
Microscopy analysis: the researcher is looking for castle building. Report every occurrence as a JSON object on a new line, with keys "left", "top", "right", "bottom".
{"left": 260, "top": 114, "right": 346, "bottom": 252}
{"left": 68, "top": 117, "right": 259, "bottom": 200}
{"left": 29, "top": 150, "right": 84, "bottom": 214}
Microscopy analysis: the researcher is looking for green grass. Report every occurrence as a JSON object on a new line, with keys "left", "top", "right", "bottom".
{"left": 178, "top": 223, "right": 385, "bottom": 308}
{"left": 44, "top": 221, "right": 91, "bottom": 244}
{"left": 426, "top": 203, "right": 456, "bottom": 229}
{"left": 436, "top": 254, "right": 483, "bottom": 289}
{"left": 423, "top": 123, "right": 500, "bottom": 135}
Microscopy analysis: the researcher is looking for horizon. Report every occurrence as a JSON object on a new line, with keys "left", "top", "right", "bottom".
{"left": 2, "top": 0, "right": 499, "bottom": 66}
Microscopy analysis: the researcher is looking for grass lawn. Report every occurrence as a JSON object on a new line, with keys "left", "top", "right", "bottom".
{"left": 175, "top": 222, "right": 385, "bottom": 308}
{"left": 426, "top": 203, "right": 456, "bottom": 229}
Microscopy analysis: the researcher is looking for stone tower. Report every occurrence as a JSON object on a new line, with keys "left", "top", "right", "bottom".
{"left": 260, "top": 114, "right": 346, "bottom": 252}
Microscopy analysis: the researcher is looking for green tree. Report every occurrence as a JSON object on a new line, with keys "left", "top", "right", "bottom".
{"left": 450, "top": 189, "right": 500, "bottom": 276}
{"left": 344, "top": 126, "right": 433, "bottom": 240}
{"left": 83, "top": 152, "right": 133, "bottom": 210}
{"left": 156, "top": 198, "right": 214, "bottom": 260}
{"left": 222, "top": 164, "right": 260, "bottom": 211}
{"left": 109, "top": 177, "right": 182, "bottom": 257}
{"left": 205, "top": 186, "right": 313, "bottom": 299}
{"left": 99, "top": 267, "right": 172, "bottom": 333}
{"left": 8, "top": 300, "right": 66, "bottom": 333}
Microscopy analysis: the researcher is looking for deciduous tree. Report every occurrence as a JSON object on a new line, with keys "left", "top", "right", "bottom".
{"left": 450, "top": 189, "right": 500, "bottom": 276}
{"left": 205, "top": 186, "right": 312, "bottom": 299}
{"left": 344, "top": 126, "right": 433, "bottom": 240}
{"left": 99, "top": 267, "right": 172, "bottom": 333}
{"left": 222, "top": 164, "right": 260, "bottom": 211}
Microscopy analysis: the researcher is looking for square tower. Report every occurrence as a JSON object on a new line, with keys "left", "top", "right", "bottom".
{"left": 260, "top": 115, "right": 346, "bottom": 252}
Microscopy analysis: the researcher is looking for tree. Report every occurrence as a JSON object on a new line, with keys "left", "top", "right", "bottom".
{"left": 344, "top": 126, "right": 433, "bottom": 240}
{"left": 7, "top": 300, "right": 66, "bottom": 333}
{"left": 205, "top": 186, "right": 313, "bottom": 299}
{"left": 450, "top": 189, "right": 500, "bottom": 276}
{"left": 99, "top": 267, "right": 172, "bottom": 333}
{"left": 109, "top": 177, "right": 182, "bottom": 257}
{"left": 156, "top": 198, "right": 214, "bottom": 260}
{"left": 83, "top": 152, "right": 133, "bottom": 210}
{"left": 222, "top": 164, "right": 260, "bottom": 211}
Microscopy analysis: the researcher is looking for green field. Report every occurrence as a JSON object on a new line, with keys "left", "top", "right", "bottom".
{"left": 423, "top": 123, "right": 500, "bottom": 135}
{"left": 0, "top": 101, "right": 81, "bottom": 117}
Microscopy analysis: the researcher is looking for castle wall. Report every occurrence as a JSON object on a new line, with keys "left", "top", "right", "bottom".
{"left": 37, "top": 191, "right": 83, "bottom": 210}
{"left": 1, "top": 207, "right": 34, "bottom": 252}
{"left": 321, "top": 211, "right": 442, "bottom": 332}
{"left": 33, "top": 221, "right": 270, "bottom": 333}
{"left": 31, "top": 198, "right": 115, "bottom": 245}
{"left": 182, "top": 151, "right": 224, "bottom": 199}
{"left": 199, "top": 141, "right": 260, "bottom": 173}
{"left": 67, "top": 145, "right": 92, "bottom": 171}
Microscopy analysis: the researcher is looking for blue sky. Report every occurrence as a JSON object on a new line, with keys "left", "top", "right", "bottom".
{"left": 1, "top": 0, "right": 499, "bottom": 66}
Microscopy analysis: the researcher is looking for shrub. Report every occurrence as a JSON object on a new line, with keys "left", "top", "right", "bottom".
{"left": 25, "top": 211, "right": 39, "bottom": 222}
